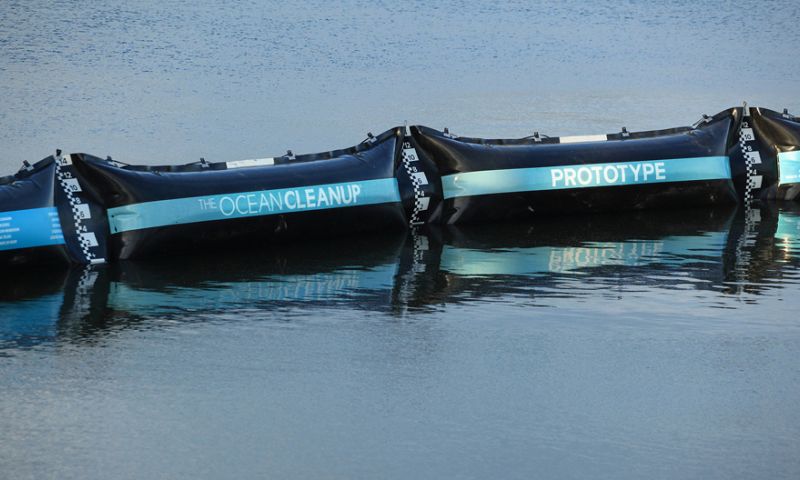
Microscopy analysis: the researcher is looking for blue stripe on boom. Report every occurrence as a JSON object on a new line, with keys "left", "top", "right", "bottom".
{"left": 107, "top": 178, "right": 401, "bottom": 233}
{"left": 779, "top": 151, "right": 800, "bottom": 185}
{"left": 441, "top": 156, "right": 731, "bottom": 199}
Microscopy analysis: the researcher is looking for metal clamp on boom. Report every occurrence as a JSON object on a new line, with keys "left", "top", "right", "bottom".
{"left": 362, "top": 132, "right": 376, "bottom": 145}
{"left": 692, "top": 114, "right": 712, "bottom": 129}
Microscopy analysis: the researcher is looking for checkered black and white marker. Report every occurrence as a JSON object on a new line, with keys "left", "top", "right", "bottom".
{"left": 55, "top": 153, "right": 105, "bottom": 264}
{"left": 738, "top": 105, "right": 763, "bottom": 211}
{"left": 400, "top": 140, "right": 430, "bottom": 227}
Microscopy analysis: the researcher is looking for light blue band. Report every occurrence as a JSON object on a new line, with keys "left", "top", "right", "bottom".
{"left": 440, "top": 232, "right": 728, "bottom": 276}
{"left": 779, "top": 151, "right": 800, "bottom": 185}
{"left": 107, "top": 178, "right": 402, "bottom": 233}
{"left": 441, "top": 156, "right": 731, "bottom": 199}
{"left": 0, "top": 207, "right": 65, "bottom": 251}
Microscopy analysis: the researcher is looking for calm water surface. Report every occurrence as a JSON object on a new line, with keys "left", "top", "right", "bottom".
{"left": 2, "top": 206, "right": 800, "bottom": 479}
{"left": 2, "top": 1, "right": 800, "bottom": 479}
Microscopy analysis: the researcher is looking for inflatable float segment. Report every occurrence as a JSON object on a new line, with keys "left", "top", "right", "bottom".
{"left": 410, "top": 106, "right": 800, "bottom": 224}
{"left": 69, "top": 127, "right": 442, "bottom": 260}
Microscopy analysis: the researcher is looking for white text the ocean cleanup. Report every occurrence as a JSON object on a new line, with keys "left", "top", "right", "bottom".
{"left": 204, "top": 184, "right": 363, "bottom": 217}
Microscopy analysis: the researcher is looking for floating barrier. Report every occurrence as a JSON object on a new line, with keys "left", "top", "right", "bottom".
{"left": 411, "top": 106, "right": 800, "bottom": 224}
{"left": 0, "top": 158, "right": 66, "bottom": 266}
{"left": 70, "top": 128, "right": 437, "bottom": 260}
{"left": 0, "top": 105, "right": 798, "bottom": 266}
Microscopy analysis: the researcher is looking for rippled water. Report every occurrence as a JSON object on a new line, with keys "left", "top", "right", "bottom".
{"left": 2, "top": 206, "right": 800, "bottom": 478}
{"left": 2, "top": 1, "right": 800, "bottom": 479}
{"left": 1, "top": 0, "right": 799, "bottom": 167}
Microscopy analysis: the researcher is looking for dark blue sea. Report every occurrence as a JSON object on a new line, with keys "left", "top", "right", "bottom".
{"left": 2, "top": 1, "right": 800, "bottom": 478}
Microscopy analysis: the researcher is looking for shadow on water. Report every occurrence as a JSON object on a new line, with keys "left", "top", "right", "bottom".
{"left": 1, "top": 204, "right": 800, "bottom": 352}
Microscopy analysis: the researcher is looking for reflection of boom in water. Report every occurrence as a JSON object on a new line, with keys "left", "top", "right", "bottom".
{"left": 2, "top": 206, "right": 800, "bottom": 351}
{"left": 0, "top": 235, "right": 405, "bottom": 350}
{"left": 106, "top": 239, "right": 403, "bottom": 314}
{"left": 722, "top": 204, "right": 800, "bottom": 294}
{"left": 0, "top": 269, "right": 69, "bottom": 350}
{"left": 394, "top": 208, "right": 735, "bottom": 309}
{"left": 395, "top": 206, "right": 800, "bottom": 308}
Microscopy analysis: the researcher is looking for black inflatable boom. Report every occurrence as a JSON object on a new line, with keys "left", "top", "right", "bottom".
{"left": 71, "top": 128, "right": 441, "bottom": 260}
{"left": 1, "top": 105, "right": 798, "bottom": 267}
{"left": 411, "top": 106, "right": 799, "bottom": 224}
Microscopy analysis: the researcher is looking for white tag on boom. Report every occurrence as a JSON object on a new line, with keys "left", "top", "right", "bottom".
{"left": 226, "top": 158, "right": 275, "bottom": 169}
